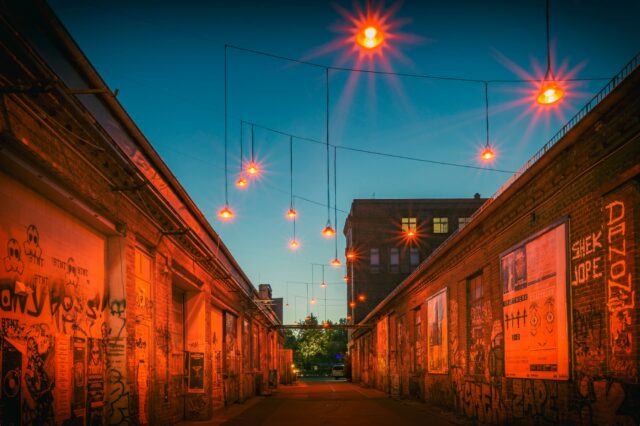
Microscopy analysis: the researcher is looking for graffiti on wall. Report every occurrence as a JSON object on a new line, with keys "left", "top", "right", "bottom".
{"left": 605, "top": 199, "right": 636, "bottom": 377}
{"left": 571, "top": 230, "right": 604, "bottom": 286}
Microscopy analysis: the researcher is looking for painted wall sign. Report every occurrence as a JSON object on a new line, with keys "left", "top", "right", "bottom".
{"left": 188, "top": 352, "right": 205, "bottom": 393}
{"left": 427, "top": 288, "right": 448, "bottom": 374}
{"left": 500, "top": 222, "right": 569, "bottom": 380}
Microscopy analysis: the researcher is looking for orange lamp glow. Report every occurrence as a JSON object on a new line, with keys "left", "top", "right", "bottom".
{"left": 218, "top": 206, "right": 234, "bottom": 220}
{"left": 358, "top": 294, "right": 366, "bottom": 302}
{"left": 247, "top": 162, "right": 259, "bottom": 176}
{"left": 287, "top": 208, "right": 297, "bottom": 219}
{"left": 406, "top": 229, "right": 416, "bottom": 238}
{"left": 349, "top": 301, "right": 356, "bottom": 308}
{"left": 322, "top": 225, "right": 336, "bottom": 238}
{"left": 356, "top": 25, "right": 384, "bottom": 49}
{"left": 323, "top": 321, "right": 330, "bottom": 328}
{"left": 310, "top": 298, "right": 317, "bottom": 305}
{"left": 320, "top": 281, "right": 327, "bottom": 289}
{"left": 346, "top": 315, "right": 352, "bottom": 321}
{"left": 346, "top": 250, "right": 356, "bottom": 260}
{"left": 481, "top": 147, "right": 495, "bottom": 161}
{"left": 235, "top": 175, "right": 248, "bottom": 188}
{"left": 537, "top": 81, "right": 564, "bottom": 105}
{"left": 289, "top": 239, "right": 300, "bottom": 250}
{"left": 343, "top": 275, "right": 348, "bottom": 282}
{"left": 330, "top": 258, "right": 342, "bottom": 267}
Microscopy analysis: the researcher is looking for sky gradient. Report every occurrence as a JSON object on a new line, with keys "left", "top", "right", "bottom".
{"left": 49, "top": 0, "right": 640, "bottom": 324}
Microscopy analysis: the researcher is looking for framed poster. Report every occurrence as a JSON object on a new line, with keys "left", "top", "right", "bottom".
{"left": 501, "top": 221, "right": 569, "bottom": 380}
{"left": 188, "top": 352, "right": 205, "bottom": 393}
{"left": 427, "top": 288, "right": 448, "bottom": 374}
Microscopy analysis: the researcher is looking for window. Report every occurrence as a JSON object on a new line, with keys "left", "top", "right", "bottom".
{"left": 410, "top": 248, "right": 420, "bottom": 267}
{"left": 433, "top": 217, "right": 448, "bottom": 233}
{"left": 402, "top": 217, "right": 417, "bottom": 232}
{"left": 459, "top": 217, "right": 471, "bottom": 229}
{"left": 389, "top": 248, "right": 399, "bottom": 273}
{"left": 467, "top": 273, "right": 485, "bottom": 375}
{"left": 370, "top": 248, "right": 380, "bottom": 273}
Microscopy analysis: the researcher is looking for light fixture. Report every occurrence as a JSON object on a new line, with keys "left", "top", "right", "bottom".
{"left": 480, "top": 82, "right": 496, "bottom": 162}
{"left": 349, "top": 301, "right": 356, "bottom": 308}
{"left": 358, "top": 294, "right": 366, "bottom": 302}
{"left": 286, "top": 136, "right": 298, "bottom": 219}
{"left": 289, "top": 239, "right": 300, "bottom": 250}
{"left": 218, "top": 205, "right": 234, "bottom": 220}
{"left": 406, "top": 229, "right": 416, "bottom": 238}
{"left": 320, "top": 281, "right": 327, "bottom": 289}
{"left": 310, "top": 297, "right": 317, "bottom": 305}
{"left": 331, "top": 258, "right": 342, "bottom": 267}
{"left": 356, "top": 24, "right": 384, "bottom": 50}
{"left": 322, "top": 224, "right": 336, "bottom": 238}
{"left": 322, "top": 68, "right": 336, "bottom": 237}
{"left": 346, "top": 250, "right": 356, "bottom": 260}
{"left": 346, "top": 315, "right": 352, "bottom": 321}
{"left": 330, "top": 146, "right": 342, "bottom": 266}
{"left": 236, "top": 121, "right": 249, "bottom": 189}
{"left": 537, "top": 0, "right": 564, "bottom": 105}
{"left": 219, "top": 45, "right": 235, "bottom": 220}
{"left": 323, "top": 321, "right": 330, "bottom": 328}
{"left": 343, "top": 275, "right": 348, "bottom": 282}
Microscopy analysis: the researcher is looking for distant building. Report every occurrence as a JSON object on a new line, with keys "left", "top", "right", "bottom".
{"left": 343, "top": 196, "right": 486, "bottom": 323}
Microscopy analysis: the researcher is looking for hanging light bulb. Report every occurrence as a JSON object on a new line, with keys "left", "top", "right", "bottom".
{"left": 247, "top": 161, "right": 259, "bottom": 176}
{"left": 320, "top": 281, "right": 327, "bottom": 289}
{"left": 537, "top": 0, "right": 564, "bottom": 106}
{"left": 218, "top": 205, "right": 234, "bottom": 220}
{"left": 285, "top": 302, "right": 289, "bottom": 308}
{"left": 346, "top": 315, "right": 352, "bottom": 321}
{"left": 330, "top": 258, "right": 342, "bottom": 267}
{"left": 310, "top": 297, "right": 317, "bottom": 305}
{"left": 287, "top": 208, "right": 297, "bottom": 219}
{"left": 481, "top": 146, "right": 495, "bottom": 161}
{"left": 235, "top": 174, "right": 248, "bottom": 188}
{"left": 346, "top": 250, "right": 356, "bottom": 260}
{"left": 358, "top": 294, "right": 366, "bottom": 302}
{"left": 343, "top": 275, "right": 348, "bottom": 282}
{"left": 537, "top": 81, "right": 564, "bottom": 105}
{"left": 323, "top": 321, "right": 330, "bottom": 328}
{"left": 322, "top": 224, "right": 336, "bottom": 238}
{"left": 356, "top": 24, "right": 384, "bottom": 49}
{"left": 289, "top": 239, "right": 300, "bottom": 250}
{"left": 349, "top": 301, "right": 356, "bottom": 308}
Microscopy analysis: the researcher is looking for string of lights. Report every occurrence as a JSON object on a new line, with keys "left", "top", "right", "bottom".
{"left": 240, "top": 119, "right": 516, "bottom": 174}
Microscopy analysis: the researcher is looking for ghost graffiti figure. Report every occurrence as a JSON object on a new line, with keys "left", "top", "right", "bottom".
{"left": 23, "top": 225, "right": 42, "bottom": 259}
{"left": 23, "top": 336, "right": 55, "bottom": 425}
{"left": 4, "top": 238, "right": 24, "bottom": 274}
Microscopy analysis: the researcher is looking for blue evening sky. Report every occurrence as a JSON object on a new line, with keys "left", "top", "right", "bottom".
{"left": 49, "top": 0, "right": 640, "bottom": 323}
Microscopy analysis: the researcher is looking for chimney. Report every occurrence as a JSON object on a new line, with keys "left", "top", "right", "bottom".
{"left": 258, "top": 284, "right": 272, "bottom": 300}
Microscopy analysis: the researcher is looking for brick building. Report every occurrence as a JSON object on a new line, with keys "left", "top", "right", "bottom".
{"left": 0, "top": 3, "right": 283, "bottom": 425}
{"left": 350, "top": 54, "right": 640, "bottom": 424}
{"left": 344, "top": 197, "right": 486, "bottom": 323}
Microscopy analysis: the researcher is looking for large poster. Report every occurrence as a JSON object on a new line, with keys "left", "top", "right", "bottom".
{"left": 427, "top": 289, "right": 448, "bottom": 374}
{"left": 501, "top": 222, "right": 569, "bottom": 380}
{"left": 188, "top": 352, "right": 205, "bottom": 392}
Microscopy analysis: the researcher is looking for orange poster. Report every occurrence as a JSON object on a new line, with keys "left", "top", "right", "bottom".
{"left": 501, "top": 222, "right": 569, "bottom": 380}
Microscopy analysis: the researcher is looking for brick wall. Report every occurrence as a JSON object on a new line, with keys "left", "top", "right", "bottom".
{"left": 351, "top": 66, "right": 640, "bottom": 424}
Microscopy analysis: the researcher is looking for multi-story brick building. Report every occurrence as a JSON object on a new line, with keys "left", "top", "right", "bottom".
{"left": 350, "top": 54, "right": 640, "bottom": 423}
{"left": 0, "top": 3, "right": 283, "bottom": 424}
{"left": 344, "top": 197, "right": 486, "bottom": 323}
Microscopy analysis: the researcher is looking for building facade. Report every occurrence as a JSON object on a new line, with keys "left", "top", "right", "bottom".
{"left": 350, "top": 55, "right": 640, "bottom": 423}
{"left": 344, "top": 197, "right": 486, "bottom": 323}
{"left": 0, "top": 3, "right": 282, "bottom": 425}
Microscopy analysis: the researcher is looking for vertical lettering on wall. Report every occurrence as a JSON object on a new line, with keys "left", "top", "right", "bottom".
{"left": 604, "top": 188, "right": 637, "bottom": 377}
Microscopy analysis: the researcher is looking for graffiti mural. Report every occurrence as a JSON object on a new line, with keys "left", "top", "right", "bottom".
{"left": 427, "top": 289, "right": 448, "bottom": 374}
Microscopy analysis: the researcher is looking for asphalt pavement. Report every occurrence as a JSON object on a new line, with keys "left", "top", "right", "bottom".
{"left": 181, "top": 378, "right": 470, "bottom": 426}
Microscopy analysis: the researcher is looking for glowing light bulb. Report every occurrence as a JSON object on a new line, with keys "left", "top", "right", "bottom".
{"left": 537, "top": 81, "right": 564, "bottom": 105}
{"left": 346, "top": 250, "right": 356, "bottom": 260}
{"left": 247, "top": 162, "right": 259, "bottom": 175}
{"left": 343, "top": 275, "right": 348, "bottom": 282}
{"left": 349, "top": 301, "right": 356, "bottom": 308}
{"left": 356, "top": 24, "right": 384, "bottom": 49}
{"left": 289, "top": 239, "right": 300, "bottom": 250}
{"left": 406, "top": 229, "right": 416, "bottom": 238}
{"left": 320, "top": 281, "right": 327, "bottom": 289}
{"left": 322, "top": 225, "right": 336, "bottom": 238}
{"left": 310, "top": 298, "right": 317, "bottom": 305}
{"left": 346, "top": 315, "right": 352, "bottom": 321}
{"left": 358, "top": 294, "right": 366, "bottom": 302}
{"left": 323, "top": 321, "right": 330, "bottom": 328}
{"left": 287, "top": 208, "right": 297, "bottom": 219}
{"left": 218, "top": 206, "right": 234, "bottom": 220}
{"left": 481, "top": 147, "right": 495, "bottom": 161}
{"left": 235, "top": 175, "right": 248, "bottom": 188}
{"left": 330, "top": 258, "right": 342, "bottom": 267}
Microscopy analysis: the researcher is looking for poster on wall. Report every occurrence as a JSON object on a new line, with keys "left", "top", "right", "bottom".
{"left": 500, "top": 222, "right": 569, "bottom": 380}
{"left": 427, "top": 288, "right": 448, "bottom": 374}
{"left": 188, "top": 352, "right": 205, "bottom": 392}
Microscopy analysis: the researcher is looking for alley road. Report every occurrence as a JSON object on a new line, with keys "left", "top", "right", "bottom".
{"left": 209, "top": 378, "right": 468, "bottom": 426}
